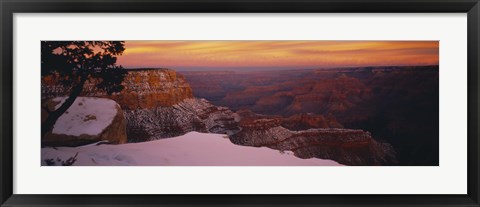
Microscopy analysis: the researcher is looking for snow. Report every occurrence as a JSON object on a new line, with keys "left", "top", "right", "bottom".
{"left": 41, "top": 132, "right": 342, "bottom": 166}
{"left": 51, "top": 97, "right": 119, "bottom": 136}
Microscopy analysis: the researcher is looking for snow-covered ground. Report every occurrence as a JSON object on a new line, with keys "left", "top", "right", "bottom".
{"left": 41, "top": 132, "right": 342, "bottom": 166}
{"left": 51, "top": 97, "right": 119, "bottom": 136}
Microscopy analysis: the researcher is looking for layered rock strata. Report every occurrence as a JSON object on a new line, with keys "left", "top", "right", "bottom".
{"left": 42, "top": 68, "right": 397, "bottom": 165}
{"left": 42, "top": 69, "right": 193, "bottom": 109}
{"left": 230, "top": 118, "right": 396, "bottom": 165}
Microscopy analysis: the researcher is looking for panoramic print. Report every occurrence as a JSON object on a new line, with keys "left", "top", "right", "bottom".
{"left": 41, "top": 41, "right": 439, "bottom": 166}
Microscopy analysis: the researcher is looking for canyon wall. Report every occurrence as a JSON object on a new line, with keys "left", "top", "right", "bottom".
{"left": 42, "top": 69, "right": 193, "bottom": 109}
{"left": 230, "top": 117, "right": 396, "bottom": 165}
{"left": 125, "top": 98, "right": 240, "bottom": 142}
{"left": 42, "top": 68, "right": 398, "bottom": 165}
{"left": 181, "top": 66, "right": 438, "bottom": 165}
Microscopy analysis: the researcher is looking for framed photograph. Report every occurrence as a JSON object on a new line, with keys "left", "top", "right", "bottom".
{"left": 1, "top": 0, "right": 479, "bottom": 206}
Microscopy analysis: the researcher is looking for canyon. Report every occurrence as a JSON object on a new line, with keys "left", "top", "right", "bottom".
{"left": 180, "top": 66, "right": 439, "bottom": 165}
{"left": 41, "top": 68, "right": 416, "bottom": 165}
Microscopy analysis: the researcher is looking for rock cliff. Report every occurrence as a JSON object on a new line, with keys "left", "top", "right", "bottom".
{"left": 42, "top": 68, "right": 193, "bottom": 109}
{"left": 42, "top": 68, "right": 398, "bottom": 165}
{"left": 230, "top": 117, "right": 396, "bottom": 165}
{"left": 125, "top": 98, "right": 240, "bottom": 142}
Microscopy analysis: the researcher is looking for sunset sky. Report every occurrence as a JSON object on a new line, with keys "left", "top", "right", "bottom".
{"left": 117, "top": 41, "right": 439, "bottom": 70}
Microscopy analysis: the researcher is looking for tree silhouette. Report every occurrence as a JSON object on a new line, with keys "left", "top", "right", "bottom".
{"left": 41, "top": 41, "right": 126, "bottom": 138}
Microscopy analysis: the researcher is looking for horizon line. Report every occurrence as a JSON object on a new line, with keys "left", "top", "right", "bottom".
{"left": 121, "top": 64, "right": 440, "bottom": 71}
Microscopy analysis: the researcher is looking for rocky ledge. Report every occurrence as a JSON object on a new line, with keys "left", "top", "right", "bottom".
{"left": 230, "top": 117, "right": 397, "bottom": 165}
{"left": 125, "top": 98, "right": 240, "bottom": 142}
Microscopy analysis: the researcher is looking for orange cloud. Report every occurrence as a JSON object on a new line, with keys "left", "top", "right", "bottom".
{"left": 116, "top": 41, "right": 439, "bottom": 69}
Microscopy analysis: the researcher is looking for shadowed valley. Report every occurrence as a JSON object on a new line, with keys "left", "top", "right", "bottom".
{"left": 180, "top": 65, "right": 439, "bottom": 165}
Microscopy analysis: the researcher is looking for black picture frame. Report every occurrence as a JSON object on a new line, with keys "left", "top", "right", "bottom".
{"left": 1, "top": 0, "right": 479, "bottom": 206}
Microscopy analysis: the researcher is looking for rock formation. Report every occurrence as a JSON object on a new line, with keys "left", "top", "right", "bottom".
{"left": 42, "top": 68, "right": 193, "bottom": 109}
{"left": 181, "top": 66, "right": 439, "bottom": 165}
{"left": 42, "top": 97, "right": 127, "bottom": 147}
{"left": 125, "top": 98, "right": 240, "bottom": 142}
{"left": 230, "top": 117, "right": 396, "bottom": 166}
{"left": 42, "top": 68, "right": 399, "bottom": 165}
{"left": 281, "top": 113, "right": 343, "bottom": 130}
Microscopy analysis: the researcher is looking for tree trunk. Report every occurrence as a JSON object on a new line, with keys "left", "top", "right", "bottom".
{"left": 41, "top": 74, "right": 87, "bottom": 138}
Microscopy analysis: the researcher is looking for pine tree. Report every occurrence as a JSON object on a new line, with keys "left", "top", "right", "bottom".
{"left": 41, "top": 41, "right": 126, "bottom": 138}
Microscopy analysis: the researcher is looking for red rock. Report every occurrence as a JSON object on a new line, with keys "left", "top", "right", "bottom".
{"left": 42, "top": 69, "right": 194, "bottom": 109}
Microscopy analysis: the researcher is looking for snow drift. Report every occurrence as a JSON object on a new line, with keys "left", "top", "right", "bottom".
{"left": 51, "top": 97, "right": 119, "bottom": 136}
{"left": 41, "top": 132, "right": 342, "bottom": 166}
